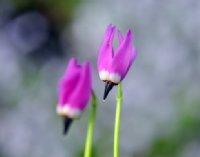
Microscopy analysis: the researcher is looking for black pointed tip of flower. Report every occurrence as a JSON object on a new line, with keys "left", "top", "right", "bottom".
{"left": 63, "top": 117, "right": 73, "bottom": 135}
{"left": 103, "top": 82, "right": 116, "bottom": 100}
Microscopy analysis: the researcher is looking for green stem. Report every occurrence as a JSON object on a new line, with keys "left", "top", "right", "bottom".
{"left": 114, "top": 84, "right": 123, "bottom": 157}
{"left": 84, "top": 91, "right": 97, "bottom": 157}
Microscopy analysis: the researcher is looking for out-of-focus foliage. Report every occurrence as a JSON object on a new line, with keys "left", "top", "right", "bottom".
{"left": 12, "top": 0, "right": 81, "bottom": 29}
{"left": 136, "top": 96, "right": 200, "bottom": 157}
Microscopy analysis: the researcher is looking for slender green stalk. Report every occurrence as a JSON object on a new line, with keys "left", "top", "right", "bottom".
{"left": 84, "top": 91, "right": 97, "bottom": 157}
{"left": 114, "top": 84, "right": 123, "bottom": 157}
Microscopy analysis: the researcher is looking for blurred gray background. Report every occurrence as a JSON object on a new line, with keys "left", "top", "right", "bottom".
{"left": 0, "top": 0, "right": 200, "bottom": 157}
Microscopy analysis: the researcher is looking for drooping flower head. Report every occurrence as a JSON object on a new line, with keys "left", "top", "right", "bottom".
{"left": 97, "top": 24, "right": 137, "bottom": 100}
{"left": 57, "top": 58, "right": 92, "bottom": 134}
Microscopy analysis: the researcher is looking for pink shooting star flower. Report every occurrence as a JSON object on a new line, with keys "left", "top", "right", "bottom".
{"left": 57, "top": 58, "right": 92, "bottom": 135}
{"left": 97, "top": 24, "right": 137, "bottom": 100}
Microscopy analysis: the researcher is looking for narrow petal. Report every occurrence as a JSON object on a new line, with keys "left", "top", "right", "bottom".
{"left": 110, "top": 29, "right": 133, "bottom": 80}
{"left": 58, "top": 71, "right": 80, "bottom": 106}
{"left": 121, "top": 47, "right": 137, "bottom": 78}
{"left": 102, "top": 24, "right": 115, "bottom": 44}
{"left": 63, "top": 58, "right": 76, "bottom": 76}
{"left": 103, "top": 24, "right": 112, "bottom": 41}
{"left": 97, "top": 25, "right": 116, "bottom": 72}
{"left": 58, "top": 58, "right": 82, "bottom": 105}
{"left": 127, "top": 47, "right": 137, "bottom": 72}
{"left": 67, "top": 62, "right": 92, "bottom": 112}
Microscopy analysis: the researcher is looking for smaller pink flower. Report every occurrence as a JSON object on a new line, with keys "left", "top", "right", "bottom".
{"left": 97, "top": 24, "right": 137, "bottom": 99}
{"left": 57, "top": 57, "right": 92, "bottom": 134}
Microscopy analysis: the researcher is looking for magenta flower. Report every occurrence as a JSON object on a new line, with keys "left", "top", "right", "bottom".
{"left": 57, "top": 58, "right": 92, "bottom": 134}
{"left": 97, "top": 24, "right": 137, "bottom": 99}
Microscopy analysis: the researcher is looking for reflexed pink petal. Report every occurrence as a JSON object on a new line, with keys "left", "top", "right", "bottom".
{"left": 120, "top": 47, "right": 138, "bottom": 79}
{"left": 110, "top": 29, "right": 133, "bottom": 80}
{"left": 127, "top": 48, "right": 137, "bottom": 71}
{"left": 98, "top": 25, "right": 116, "bottom": 71}
{"left": 62, "top": 58, "right": 82, "bottom": 79}
{"left": 102, "top": 24, "right": 115, "bottom": 44}
{"left": 68, "top": 62, "right": 92, "bottom": 111}
{"left": 58, "top": 72, "right": 80, "bottom": 106}
{"left": 58, "top": 58, "right": 82, "bottom": 106}
{"left": 103, "top": 24, "right": 112, "bottom": 41}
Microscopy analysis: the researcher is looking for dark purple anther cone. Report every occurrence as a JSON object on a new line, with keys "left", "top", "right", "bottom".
{"left": 103, "top": 82, "right": 116, "bottom": 100}
{"left": 63, "top": 117, "right": 73, "bottom": 135}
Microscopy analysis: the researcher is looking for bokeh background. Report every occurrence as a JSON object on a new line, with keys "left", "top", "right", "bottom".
{"left": 0, "top": 0, "right": 200, "bottom": 157}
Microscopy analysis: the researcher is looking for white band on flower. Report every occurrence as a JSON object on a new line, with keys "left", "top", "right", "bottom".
{"left": 56, "top": 105, "right": 82, "bottom": 119}
{"left": 99, "top": 70, "right": 121, "bottom": 83}
{"left": 99, "top": 70, "right": 109, "bottom": 81}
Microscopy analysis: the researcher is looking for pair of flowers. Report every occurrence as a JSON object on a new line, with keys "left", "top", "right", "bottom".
{"left": 57, "top": 24, "right": 137, "bottom": 134}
